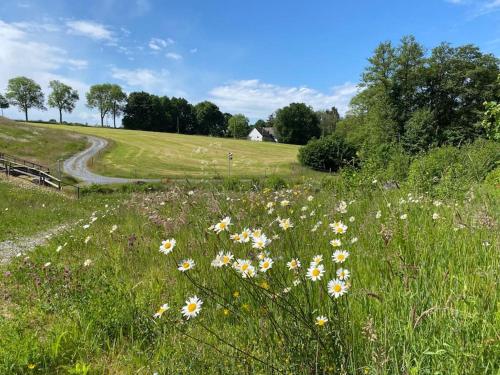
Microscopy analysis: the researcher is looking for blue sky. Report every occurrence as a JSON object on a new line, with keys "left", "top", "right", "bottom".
{"left": 0, "top": 0, "right": 499, "bottom": 125}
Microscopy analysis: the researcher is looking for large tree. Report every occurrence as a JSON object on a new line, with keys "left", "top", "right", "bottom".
{"left": 275, "top": 103, "right": 320, "bottom": 145}
{"left": 47, "top": 80, "right": 79, "bottom": 123}
{"left": 109, "top": 85, "right": 127, "bottom": 128}
{"left": 0, "top": 94, "right": 9, "bottom": 116}
{"left": 170, "top": 97, "right": 197, "bottom": 134}
{"left": 317, "top": 106, "right": 340, "bottom": 137}
{"left": 86, "top": 83, "right": 114, "bottom": 127}
{"left": 228, "top": 114, "right": 250, "bottom": 138}
{"left": 122, "top": 91, "right": 155, "bottom": 131}
{"left": 194, "top": 101, "right": 225, "bottom": 136}
{"left": 5, "top": 76, "right": 45, "bottom": 121}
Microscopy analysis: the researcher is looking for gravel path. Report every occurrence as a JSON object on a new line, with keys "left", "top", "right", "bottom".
{"left": 63, "top": 135, "right": 160, "bottom": 185}
{"left": 0, "top": 223, "right": 70, "bottom": 264}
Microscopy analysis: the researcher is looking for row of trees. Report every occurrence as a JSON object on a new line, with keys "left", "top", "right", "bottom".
{"left": 0, "top": 77, "right": 128, "bottom": 127}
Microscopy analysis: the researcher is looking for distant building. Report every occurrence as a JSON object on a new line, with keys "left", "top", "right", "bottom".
{"left": 247, "top": 127, "right": 278, "bottom": 142}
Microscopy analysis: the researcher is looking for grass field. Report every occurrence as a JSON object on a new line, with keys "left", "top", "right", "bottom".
{"left": 0, "top": 176, "right": 498, "bottom": 374}
{"left": 26, "top": 122, "right": 303, "bottom": 179}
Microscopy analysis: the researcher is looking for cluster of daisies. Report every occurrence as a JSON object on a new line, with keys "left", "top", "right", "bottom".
{"left": 154, "top": 194, "right": 354, "bottom": 325}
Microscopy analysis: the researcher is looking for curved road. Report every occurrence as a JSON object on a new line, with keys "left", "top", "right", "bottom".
{"left": 63, "top": 135, "right": 160, "bottom": 184}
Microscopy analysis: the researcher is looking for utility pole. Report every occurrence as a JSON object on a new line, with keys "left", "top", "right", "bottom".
{"left": 228, "top": 152, "right": 233, "bottom": 178}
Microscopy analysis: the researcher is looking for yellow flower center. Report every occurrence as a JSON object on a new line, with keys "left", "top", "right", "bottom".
{"left": 164, "top": 242, "right": 171, "bottom": 249}
{"left": 334, "top": 284, "right": 342, "bottom": 293}
{"left": 318, "top": 319, "right": 326, "bottom": 326}
{"left": 337, "top": 254, "right": 345, "bottom": 261}
{"left": 223, "top": 256, "right": 230, "bottom": 264}
{"left": 183, "top": 262, "right": 190, "bottom": 269}
{"left": 263, "top": 262, "right": 269, "bottom": 269}
{"left": 312, "top": 269, "right": 320, "bottom": 277}
{"left": 241, "top": 264, "right": 249, "bottom": 271}
{"left": 219, "top": 223, "right": 226, "bottom": 229}
{"left": 187, "top": 303, "right": 197, "bottom": 312}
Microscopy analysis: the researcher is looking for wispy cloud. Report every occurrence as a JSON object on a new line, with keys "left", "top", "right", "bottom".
{"left": 148, "top": 37, "right": 174, "bottom": 50}
{"left": 166, "top": 52, "right": 182, "bottom": 60}
{"left": 446, "top": 0, "right": 500, "bottom": 15}
{"left": 209, "top": 79, "right": 358, "bottom": 119}
{"left": 66, "top": 20, "right": 114, "bottom": 41}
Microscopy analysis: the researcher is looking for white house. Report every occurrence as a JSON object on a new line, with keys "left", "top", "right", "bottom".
{"left": 247, "top": 127, "right": 278, "bottom": 142}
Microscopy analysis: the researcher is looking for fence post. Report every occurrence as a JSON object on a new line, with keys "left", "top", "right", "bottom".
{"left": 77, "top": 186, "right": 80, "bottom": 199}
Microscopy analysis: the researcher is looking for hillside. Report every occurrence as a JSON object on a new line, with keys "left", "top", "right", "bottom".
{"left": 0, "top": 117, "right": 88, "bottom": 172}
{"left": 25, "top": 122, "right": 302, "bottom": 179}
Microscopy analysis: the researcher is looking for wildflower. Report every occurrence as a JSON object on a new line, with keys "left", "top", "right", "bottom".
{"left": 282, "top": 287, "right": 291, "bottom": 294}
{"left": 372, "top": 179, "right": 378, "bottom": 184}
{"left": 56, "top": 245, "right": 62, "bottom": 253}
{"left": 433, "top": 200, "right": 443, "bottom": 207}
{"left": 278, "top": 218, "right": 294, "bottom": 231}
{"left": 178, "top": 259, "right": 195, "bottom": 272}
{"left": 159, "top": 239, "right": 176, "bottom": 255}
{"left": 251, "top": 228, "right": 262, "bottom": 238}
{"left": 239, "top": 228, "right": 251, "bottom": 243}
{"left": 260, "top": 280, "right": 270, "bottom": 290}
{"left": 266, "top": 202, "right": 275, "bottom": 209}
{"left": 301, "top": 206, "right": 308, "bottom": 211}
{"left": 306, "top": 264, "right": 325, "bottom": 281}
{"left": 230, "top": 233, "right": 241, "bottom": 242}
{"left": 330, "top": 239, "right": 342, "bottom": 247}
{"left": 330, "top": 221, "right": 348, "bottom": 234}
{"left": 336, "top": 201, "right": 348, "bottom": 213}
{"left": 252, "top": 234, "right": 271, "bottom": 250}
{"left": 83, "top": 224, "right": 90, "bottom": 229}
{"left": 43, "top": 262, "right": 51, "bottom": 268}
{"left": 259, "top": 257, "right": 274, "bottom": 272}
{"left": 223, "top": 308, "right": 230, "bottom": 316}
{"left": 400, "top": 214, "right": 407, "bottom": 220}
{"left": 257, "top": 251, "right": 270, "bottom": 260}
{"left": 327, "top": 279, "right": 348, "bottom": 298}
{"left": 287, "top": 258, "right": 301, "bottom": 270}
{"left": 83, "top": 259, "right": 92, "bottom": 267}
{"left": 349, "top": 216, "right": 355, "bottom": 222}
{"left": 280, "top": 200, "right": 290, "bottom": 207}
{"left": 153, "top": 303, "right": 170, "bottom": 318}
{"left": 292, "top": 279, "right": 301, "bottom": 286}
{"left": 350, "top": 237, "right": 358, "bottom": 244}
{"left": 312, "top": 254, "right": 323, "bottom": 265}
{"left": 110, "top": 224, "right": 118, "bottom": 233}
{"left": 307, "top": 195, "right": 314, "bottom": 201}
{"left": 432, "top": 213, "right": 440, "bottom": 220}
{"left": 214, "top": 217, "right": 231, "bottom": 233}
{"left": 375, "top": 210, "right": 382, "bottom": 219}
{"left": 233, "top": 290, "right": 240, "bottom": 298}
{"left": 181, "top": 296, "right": 203, "bottom": 319}
{"left": 234, "top": 259, "right": 257, "bottom": 278}
{"left": 28, "top": 364, "right": 36, "bottom": 370}
{"left": 315, "top": 316, "right": 329, "bottom": 327}
{"left": 272, "top": 234, "right": 280, "bottom": 240}
{"left": 332, "top": 250, "right": 349, "bottom": 263}
{"left": 336, "top": 268, "right": 350, "bottom": 280}
{"left": 84, "top": 236, "right": 91, "bottom": 244}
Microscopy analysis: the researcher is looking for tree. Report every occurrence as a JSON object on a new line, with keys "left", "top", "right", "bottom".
{"left": 275, "top": 103, "right": 320, "bottom": 145}
{"left": 298, "top": 134, "right": 357, "bottom": 172}
{"left": 317, "top": 106, "right": 340, "bottom": 137}
{"left": 86, "top": 84, "right": 114, "bottom": 126}
{"left": 254, "top": 119, "right": 266, "bottom": 129}
{"left": 109, "top": 85, "right": 127, "bottom": 128}
{"left": 5, "top": 76, "right": 45, "bottom": 121}
{"left": 170, "top": 97, "right": 197, "bottom": 134}
{"left": 0, "top": 94, "right": 9, "bottom": 116}
{"left": 47, "top": 80, "right": 79, "bottom": 123}
{"left": 481, "top": 100, "right": 500, "bottom": 141}
{"left": 194, "top": 101, "right": 225, "bottom": 136}
{"left": 228, "top": 114, "right": 250, "bottom": 138}
{"left": 122, "top": 91, "right": 155, "bottom": 131}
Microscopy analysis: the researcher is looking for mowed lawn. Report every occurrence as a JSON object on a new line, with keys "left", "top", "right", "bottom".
{"left": 27, "top": 122, "right": 302, "bottom": 179}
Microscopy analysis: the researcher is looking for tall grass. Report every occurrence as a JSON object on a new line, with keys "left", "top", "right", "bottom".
{"left": 0, "top": 179, "right": 498, "bottom": 374}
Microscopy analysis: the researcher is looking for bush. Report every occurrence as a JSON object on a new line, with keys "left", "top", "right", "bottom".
{"left": 407, "top": 139, "right": 499, "bottom": 197}
{"left": 298, "top": 134, "right": 357, "bottom": 172}
{"left": 264, "top": 175, "right": 288, "bottom": 190}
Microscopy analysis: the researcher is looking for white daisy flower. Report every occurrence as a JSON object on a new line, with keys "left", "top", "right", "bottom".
{"left": 306, "top": 264, "right": 325, "bottom": 281}
{"left": 307, "top": 195, "right": 314, "bottom": 202}
{"left": 159, "top": 239, "right": 176, "bottom": 255}
{"left": 432, "top": 213, "right": 440, "bottom": 220}
{"left": 259, "top": 257, "right": 274, "bottom": 272}
{"left": 214, "top": 217, "right": 231, "bottom": 234}
{"left": 252, "top": 234, "right": 271, "bottom": 250}
{"left": 327, "top": 279, "right": 348, "bottom": 298}
{"left": 311, "top": 254, "right": 323, "bottom": 265}
{"left": 287, "top": 258, "right": 301, "bottom": 270}
{"left": 83, "top": 259, "right": 92, "bottom": 267}
{"left": 315, "top": 315, "right": 328, "bottom": 326}
{"left": 400, "top": 214, "right": 408, "bottom": 220}
{"left": 330, "top": 239, "right": 342, "bottom": 247}
{"left": 375, "top": 210, "right": 382, "bottom": 219}
{"left": 239, "top": 228, "right": 251, "bottom": 243}
{"left": 329, "top": 221, "right": 348, "bottom": 235}
{"left": 153, "top": 303, "right": 170, "bottom": 318}
{"left": 278, "top": 218, "right": 294, "bottom": 231}
{"left": 178, "top": 258, "right": 195, "bottom": 272}
{"left": 332, "top": 250, "right": 349, "bottom": 263}
{"left": 181, "top": 296, "right": 203, "bottom": 319}
{"left": 336, "top": 268, "right": 350, "bottom": 280}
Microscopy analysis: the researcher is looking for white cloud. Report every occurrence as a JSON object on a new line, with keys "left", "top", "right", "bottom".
{"left": 209, "top": 79, "right": 358, "bottom": 119}
{"left": 66, "top": 20, "right": 113, "bottom": 41}
{"left": 190, "top": 48, "right": 198, "bottom": 54}
{"left": 166, "top": 52, "right": 182, "bottom": 60}
{"left": 67, "top": 59, "right": 88, "bottom": 70}
{"left": 0, "top": 20, "right": 95, "bottom": 123}
{"left": 148, "top": 37, "right": 174, "bottom": 50}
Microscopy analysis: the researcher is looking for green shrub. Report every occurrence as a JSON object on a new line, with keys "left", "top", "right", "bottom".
{"left": 407, "top": 139, "right": 499, "bottom": 197}
{"left": 298, "top": 134, "right": 357, "bottom": 172}
{"left": 264, "top": 175, "right": 288, "bottom": 190}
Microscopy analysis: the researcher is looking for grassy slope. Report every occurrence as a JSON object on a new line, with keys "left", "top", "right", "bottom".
{"left": 0, "top": 118, "right": 87, "bottom": 172}
{"left": 0, "top": 181, "right": 498, "bottom": 374}
{"left": 27, "top": 122, "right": 303, "bottom": 179}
